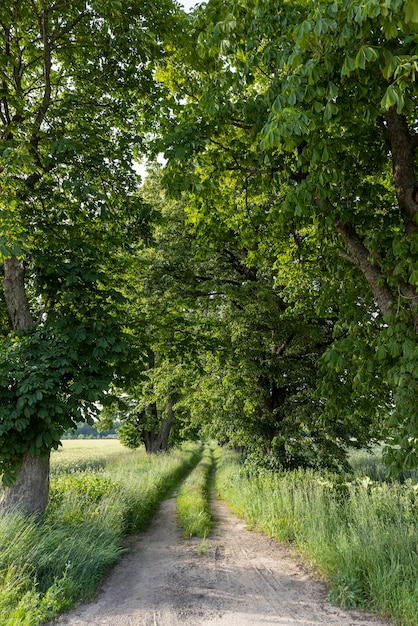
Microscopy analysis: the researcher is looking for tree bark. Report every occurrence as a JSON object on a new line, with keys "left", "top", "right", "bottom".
{"left": 384, "top": 109, "right": 418, "bottom": 332}
{"left": 0, "top": 452, "right": 50, "bottom": 518}
{"left": 159, "top": 397, "right": 175, "bottom": 450}
{"left": 384, "top": 108, "right": 418, "bottom": 231}
{"left": 3, "top": 256, "right": 36, "bottom": 330}
{"left": 335, "top": 221, "right": 395, "bottom": 317}
{"left": 1, "top": 255, "right": 50, "bottom": 516}
{"left": 143, "top": 399, "right": 175, "bottom": 453}
{"left": 143, "top": 431, "right": 160, "bottom": 453}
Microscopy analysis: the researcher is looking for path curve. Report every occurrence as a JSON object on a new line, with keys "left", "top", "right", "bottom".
{"left": 53, "top": 496, "right": 392, "bottom": 626}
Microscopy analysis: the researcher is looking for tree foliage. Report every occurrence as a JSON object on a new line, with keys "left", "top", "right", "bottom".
{"left": 0, "top": 0, "right": 177, "bottom": 494}
{"left": 153, "top": 0, "right": 418, "bottom": 471}
{"left": 2, "top": 0, "right": 418, "bottom": 502}
{"left": 112, "top": 168, "right": 372, "bottom": 470}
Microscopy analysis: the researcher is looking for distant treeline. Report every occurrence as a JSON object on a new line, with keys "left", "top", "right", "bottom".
{"left": 62, "top": 422, "right": 119, "bottom": 440}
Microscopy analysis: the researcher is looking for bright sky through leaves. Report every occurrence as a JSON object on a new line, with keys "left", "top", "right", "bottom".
{"left": 179, "top": 0, "right": 200, "bottom": 11}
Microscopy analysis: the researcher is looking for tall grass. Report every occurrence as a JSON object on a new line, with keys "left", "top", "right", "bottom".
{"left": 0, "top": 441, "right": 202, "bottom": 625}
{"left": 176, "top": 445, "right": 213, "bottom": 537}
{"left": 215, "top": 447, "right": 418, "bottom": 626}
{"left": 348, "top": 446, "right": 418, "bottom": 483}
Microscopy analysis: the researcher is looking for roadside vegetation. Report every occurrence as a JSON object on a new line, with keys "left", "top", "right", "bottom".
{"left": 215, "top": 447, "right": 418, "bottom": 626}
{"left": 0, "top": 440, "right": 202, "bottom": 626}
{"left": 176, "top": 445, "right": 213, "bottom": 538}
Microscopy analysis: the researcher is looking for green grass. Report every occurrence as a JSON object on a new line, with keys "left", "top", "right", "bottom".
{"left": 348, "top": 446, "right": 418, "bottom": 483}
{"left": 215, "top": 447, "right": 418, "bottom": 626}
{"left": 176, "top": 445, "right": 213, "bottom": 537}
{"left": 0, "top": 440, "right": 202, "bottom": 625}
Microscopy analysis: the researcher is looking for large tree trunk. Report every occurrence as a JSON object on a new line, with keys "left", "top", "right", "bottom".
{"left": 329, "top": 111, "right": 418, "bottom": 333}
{"left": 159, "top": 397, "right": 175, "bottom": 450}
{"left": 3, "top": 256, "right": 36, "bottom": 331}
{"left": 1, "top": 256, "right": 51, "bottom": 517}
{"left": 143, "top": 399, "right": 175, "bottom": 453}
{"left": 0, "top": 453, "right": 50, "bottom": 518}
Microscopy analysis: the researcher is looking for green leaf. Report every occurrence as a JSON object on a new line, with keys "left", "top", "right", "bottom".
{"left": 383, "top": 19, "right": 399, "bottom": 39}
{"left": 355, "top": 46, "right": 378, "bottom": 70}
{"left": 381, "top": 50, "right": 398, "bottom": 79}
{"left": 324, "top": 102, "right": 332, "bottom": 121}
{"left": 326, "top": 82, "right": 338, "bottom": 99}
{"left": 409, "top": 268, "right": 418, "bottom": 285}
{"left": 341, "top": 55, "right": 356, "bottom": 76}
{"left": 380, "top": 84, "right": 398, "bottom": 110}
{"left": 404, "top": 0, "right": 418, "bottom": 24}
{"left": 355, "top": 47, "right": 367, "bottom": 70}
{"left": 288, "top": 91, "right": 296, "bottom": 106}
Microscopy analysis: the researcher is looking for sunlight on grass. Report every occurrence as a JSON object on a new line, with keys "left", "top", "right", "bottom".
{"left": 50, "top": 439, "right": 126, "bottom": 475}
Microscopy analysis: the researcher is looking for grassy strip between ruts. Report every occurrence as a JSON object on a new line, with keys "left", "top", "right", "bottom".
{"left": 176, "top": 445, "right": 213, "bottom": 538}
{"left": 215, "top": 447, "right": 418, "bottom": 626}
{"left": 0, "top": 441, "right": 203, "bottom": 626}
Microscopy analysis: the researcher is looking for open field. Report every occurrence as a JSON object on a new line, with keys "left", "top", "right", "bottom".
{"left": 50, "top": 439, "right": 126, "bottom": 475}
{"left": 348, "top": 447, "right": 418, "bottom": 483}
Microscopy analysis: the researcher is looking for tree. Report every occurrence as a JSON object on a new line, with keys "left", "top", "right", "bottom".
{"left": 105, "top": 357, "right": 185, "bottom": 453}
{"left": 0, "top": 0, "right": 177, "bottom": 515}
{"left": 173, "top": 220, "right": 373, "bottom": 471}
{"left": 97, "top": 166, "right": 216, "bottom": 453}
{"left": 153, "top": 0, "right": 418, "bottom": 471}
{"left": 116, "top": 168, "right": 369, "bottom": 470}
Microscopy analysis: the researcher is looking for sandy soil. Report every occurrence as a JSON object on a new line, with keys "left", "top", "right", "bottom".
{"left": 53, "top": 496, "right": 392, "bottom": 626}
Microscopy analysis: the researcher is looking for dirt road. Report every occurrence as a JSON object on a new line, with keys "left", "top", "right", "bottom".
{"left": 54, "top": 496, "right": 391, "bottom": 626}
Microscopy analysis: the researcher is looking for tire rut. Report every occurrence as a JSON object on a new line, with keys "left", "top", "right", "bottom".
{"left": 53, "top": 496, "right": 392, "bottom": 626}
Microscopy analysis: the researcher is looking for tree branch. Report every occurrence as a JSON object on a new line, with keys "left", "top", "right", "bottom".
{"left": 33, "top": 1, "right": 52, "bottom": 135}
{"left": 3, "top": 256, "right": 36, "bottom": 331}
{"left": 50, "top": 10, "right": 91, "bottom": 45}
{"left": 384, "top": 108, "right": 418, "bottom": 231}
{"left": 334, "top": 219, "right": 395, "bottom": 318}
{"left": 229, "top": 117, "right": 253, "bottom": 131}
{"left": 271, "top": 332, "right": 296, "bottom": 356}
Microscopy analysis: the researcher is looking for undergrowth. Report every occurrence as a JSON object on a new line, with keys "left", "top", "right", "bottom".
{"left": 215, "top": 447, "right": 418, "bottom": 626}
{"left": 0, "top": 441, "right": 202, "bottom": 625}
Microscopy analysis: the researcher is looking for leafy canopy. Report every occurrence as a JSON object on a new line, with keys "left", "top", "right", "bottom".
{"left": 153, "top": 0, "right": 418, "bottom": 471}
{"left": 0, "top": 0, "right": 179, "bottom": 483}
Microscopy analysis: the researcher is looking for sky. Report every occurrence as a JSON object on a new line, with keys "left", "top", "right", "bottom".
{"left": 179, "top": 0, "right": 201, "bottom": 11}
